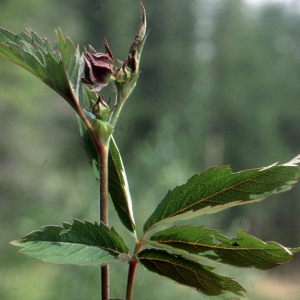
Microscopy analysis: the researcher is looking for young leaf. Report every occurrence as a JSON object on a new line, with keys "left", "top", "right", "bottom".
{"left": 108, "top": 136, "right": 136, "bottom": 234}
{"left": 77, "top": 115, "right": 136, "bottom": 234}
{"left": 138, "top": 249, "right": 246, "bottom": 298}
{"left": 147, "top": 226, "right": 293, "bottom": 269}
{"left": 55, "top": 28, "right": 85, "bottom": 108}
{"left": 144, "top": 155, "right": 300, "bottom": 232}
{"left": 10, "top": 219, "right": 129, "bottom": 266}
{"left": 0, "top": 27, "right": 83, "bottom": 110}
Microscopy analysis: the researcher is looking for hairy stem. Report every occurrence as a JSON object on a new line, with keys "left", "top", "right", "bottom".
{"left": 101, "top": 265, "right": 109, "bottom": 300}
{"left": 125, "top": 260, "right": 138, "bottom": 300}
{"left": 125, "top": 241, "right": 146, "bottom": 300}
{"left": 98, "top": 140, "right": 110, "bottom": 300}
{"left": 78, "top": 108, "right": 111, "bottom": 300}
{"left": 99, "top": 141, "right": 109, "bottom": 225}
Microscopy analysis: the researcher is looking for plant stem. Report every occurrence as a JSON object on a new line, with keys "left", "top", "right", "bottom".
{"left": 99, "top": 141, "right": 109, "bottom": 226}
{"left": 98, "top": 138, "right": 110, "bottom": 300}
{"left": 109, "top": 87, "right": 126, "bottom": 128}
{"left": 125, "top": 241, "right": 145, "bottom": 300}
{"left": 101, "top": 265, "right": 109, "bottom": 300}
{"left": 125, "top": 260, "right": 138, "bottom": 300}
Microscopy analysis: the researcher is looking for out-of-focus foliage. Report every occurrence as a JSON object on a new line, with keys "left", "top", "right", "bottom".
{"left": 1, "top": 0, "right": 300, "bottom": 299}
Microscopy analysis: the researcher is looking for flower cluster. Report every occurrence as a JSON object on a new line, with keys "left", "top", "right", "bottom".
{"left": 82, "top": 3, "right": 148, "bottom": 95}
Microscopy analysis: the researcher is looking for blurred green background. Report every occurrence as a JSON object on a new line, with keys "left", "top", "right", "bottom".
{"left": 1, "top": 0, "right": 300, "bottom": 299}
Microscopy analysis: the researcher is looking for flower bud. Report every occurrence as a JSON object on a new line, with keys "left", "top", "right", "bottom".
{"left": 82, "top": 39, "right": 114, "bottom": 92}
{"left": 113, "top": 3, "right": 148, "bottom": 100}
{"left": 124, "top": 3, "right": 148, "bottom": 75}
{"left": 92, "top": 95, "right": 110, "bottom": 121}
{"left": 115, "top": 61, "right": 132, "bottom": 83}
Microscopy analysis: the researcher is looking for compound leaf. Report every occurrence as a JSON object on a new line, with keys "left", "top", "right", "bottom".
{"left": 10, "top": 219, "right": 129, "bottom": 266}
{"left": 0, "top": 27, "right": 83, "bottom": 110}
{"left": 147, "top": 226, "right": 293, "bottom": 269}
{"left": 138, "top": 248, "right": 246, "bottom": 298}
{"left": 144, "top": 155, "right": 300, "bottom": 232}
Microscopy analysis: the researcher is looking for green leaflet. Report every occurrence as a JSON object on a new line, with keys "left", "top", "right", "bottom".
{"left": 10, "top": 219, "right": 129, "bottom": 266}
{"left": 0, "top": 27, "right": 83, "bottom": 110}
{"left": 144, "top": 155, "right": 300, "bottom": 232}
{"left": 108, "top": 136, "right": 136, "bottom": 234}
{"left": 55, "top": 28, "right": 85, "bottom": 108}
{"left": 138, "top": 249, "right": 246, "bottom": 298}
{"left": 147, "top": 226, "right": 293, "bottom": 269}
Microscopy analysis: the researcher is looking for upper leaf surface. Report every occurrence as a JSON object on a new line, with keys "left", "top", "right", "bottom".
{"left": 0, "top": 27, "right": 82, "bottom": 109}
{"left": 144, "top": 155, "right": 300, "bottom": 232}
{"left": 148, "top": 226, "right": 292, "bottom": 269}
{"left": 55, "top": 28, "right": 85, "bottom": 107}
{"left": 138, "top": 248, "right": 246, "bottom": 298}
{"left": 11, "top": 219, "right": 129, "bottom": 266}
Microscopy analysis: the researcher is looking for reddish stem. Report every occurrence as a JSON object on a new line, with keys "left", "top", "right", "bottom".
{"left": 98, "top": 141, "right": 110, "bottom": 300}
{"left": 126, "top": 259, "right": 138, "bottom": 300}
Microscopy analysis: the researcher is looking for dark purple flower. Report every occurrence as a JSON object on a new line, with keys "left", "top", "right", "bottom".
{"left": 82, "top": 39, "right": 114, "bottom": 92}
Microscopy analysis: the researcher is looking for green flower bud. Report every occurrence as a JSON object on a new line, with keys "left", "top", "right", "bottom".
{"left": 92, "top": 95, "right": 110, "bottom": 122}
